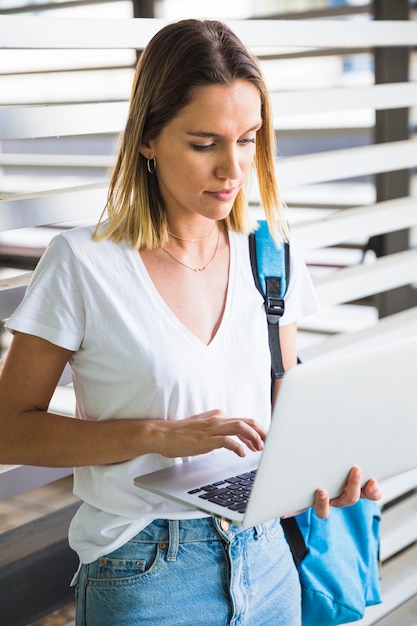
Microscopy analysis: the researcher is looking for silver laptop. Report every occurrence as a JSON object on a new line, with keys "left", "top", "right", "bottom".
{"left": 134, "top": 335, "right": 417, "bottom": 527}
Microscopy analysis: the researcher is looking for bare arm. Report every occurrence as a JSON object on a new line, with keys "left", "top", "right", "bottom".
{"left": 0, "top": 332, "right": 266, "bottom": 468}
{"left": 272, "top": 322, "right": 298, "bottom": 406}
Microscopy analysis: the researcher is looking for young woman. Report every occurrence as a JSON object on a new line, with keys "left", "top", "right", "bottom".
{"left": 0, "top": 19, "right": 380, "bottom": 625}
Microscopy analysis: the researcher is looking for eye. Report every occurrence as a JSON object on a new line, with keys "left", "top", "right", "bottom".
{"left": 191, "top": 143, "right": 216, "bottom": 152}
{"left": 239, "top": 138, "right": 256, "bottom": 146}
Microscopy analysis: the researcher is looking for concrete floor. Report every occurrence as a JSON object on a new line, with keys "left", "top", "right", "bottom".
{"left": 27, "top": 603, "right": 75, "bottom": 626}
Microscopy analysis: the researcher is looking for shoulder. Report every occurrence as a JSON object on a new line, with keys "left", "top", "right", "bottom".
{"left": 57, "top": 225, "right": 96, "bottom": 251}
{"left": 51, "top": 226, "right": 129, "bottom": 264}
{"left": 44, "top": 226, "right": 95, "bottom": 260}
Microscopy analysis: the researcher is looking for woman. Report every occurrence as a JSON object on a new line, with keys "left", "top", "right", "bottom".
{"left": 0, "top": 19, "right": 380, "bottom": 625}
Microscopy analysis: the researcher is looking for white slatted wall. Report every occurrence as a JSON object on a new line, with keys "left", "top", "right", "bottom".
{"left": 0, "top": 14, "right": 417, "bottom": 624}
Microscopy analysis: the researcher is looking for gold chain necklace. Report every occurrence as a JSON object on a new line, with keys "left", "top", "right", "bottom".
{"left": 163, "top": 228, "right": 221, "bottom": 273}
{"left": 167, "top": 222, "right": 216, "bottom": 242}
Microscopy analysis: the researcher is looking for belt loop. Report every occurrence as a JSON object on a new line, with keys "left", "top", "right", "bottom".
{"left": 167, "top": 520, "right": 180, "bottom": 562}
{"left": 254, "top": 524, "right": 264, "bottom": 539}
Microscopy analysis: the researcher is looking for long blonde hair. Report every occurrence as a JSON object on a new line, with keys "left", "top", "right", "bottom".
{"left": 94, "top": 19, "right": 288, "bottom": 249}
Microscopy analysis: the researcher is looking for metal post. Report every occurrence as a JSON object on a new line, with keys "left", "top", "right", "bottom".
{"left": 132, "top": 0, "right": 154, "bottom": 18}
{"left": 371, "top": 0, "right": 416, "bottom": 316}
{"left": 131, "top": 0, "right": 154, "bottom": 61}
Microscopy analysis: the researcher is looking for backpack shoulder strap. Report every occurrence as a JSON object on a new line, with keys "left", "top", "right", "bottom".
{"left": 249, "top": 220, "right": 290, "bottom": 381}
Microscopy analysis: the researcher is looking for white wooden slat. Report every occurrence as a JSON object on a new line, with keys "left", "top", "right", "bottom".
{"left": 356, "top": 544, "right": 417, "bottom": 625}
{"left": 0, "top": 67, "right": 134, "bottom": 107}
{"left": 1, "top": 82, "right": 416, "bottom": 140}
{"left": 0, "top": 182, "right": 107, "bottom": 231}
{"left": 0, "top": 284, "right": 27, "bottom": 320}
{"left": 0, "top": 48, "right": 135, "bottom": 75}
{"left": 0, "top": 102, "right": 129, "bottom": 140}
{"left": 275, "top": 140, "right": 417, "bottom": 189}
{"left": 271, "top": 82, "right": 417, "bottom": 117}
{"left": 291, "top": 197, "right": 417, "bottom": 252}
{"left": 0, "top": 17, "right": 417, "bottom": 50}
{"left": 300, "top": 307, "right": 417, "bottom": 361}
{"left": 233, "top": 19, "right": 417, "bottom": 49}
{"left": 0, "top": 466, "right": 72, "bottom": 501}
{"left": 313, "top": 249, "right": 417, "bottom": 308}
{"left": 380, "top": 468, "right": 417, "bottom": 505}
{"left": 380, "top": 492, "right": 417, "bottom": 561}
{"left": 49, "top": 385, "right": 76, "bottom": 417}
{"left": 0, "top": 272, "right": 33, "bottom": 290}
{"left": 0, "top": 16, "right": 166, "bottom": 50}
{"left": 0, "top": 153, "right": 113, "bottom": 168}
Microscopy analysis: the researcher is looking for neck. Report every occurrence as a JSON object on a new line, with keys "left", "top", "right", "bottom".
{"left": 167, "top": 221, "right": 217, "bottom": 243}
{"left": 163, "top": 226, "right": 222, "bottom": 273}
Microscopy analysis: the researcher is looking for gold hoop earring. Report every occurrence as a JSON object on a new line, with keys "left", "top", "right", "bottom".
{"left": 147, "top": 157, "right": 156, "bottom": 174}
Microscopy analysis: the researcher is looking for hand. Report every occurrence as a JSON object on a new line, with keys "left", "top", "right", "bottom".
{"left": 156, "top": 409, "right": 267, "bottom": 459}
{"left": 314, "top": 466, "right": 382, "bottom": 519}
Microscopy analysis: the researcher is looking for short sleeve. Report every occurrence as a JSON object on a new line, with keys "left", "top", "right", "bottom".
{"left": 6, "top": 234, "right": 85, "bottom": 351}
{"left": 280, "top": 243, "right": 321, "bottom": 326}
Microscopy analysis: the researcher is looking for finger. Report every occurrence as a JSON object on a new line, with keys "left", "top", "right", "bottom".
{"left": 168, "top": 414, "right": 267, "bottom": 458}
{"left": 314, "top": 489, "right": 330, "bottom": 519}
{"left": 214, "top": 425, "right": 265, "bottom": 457}
{"left": 236, "top": 417, "right": 268, "bottom": 442}
{"left": 237, "top": 432, "right": 265, "bottom": 452}
{"left": 361, "top": 478, "right": 382, "bottom": 501}
{"left": 214, "top": 418, "right": 266, "bottom": 452}
{"left": 218, "top": 437, "right": 247, "bottom": 457}
{"left": 330, "top": 466, "right": 362, "bottom": 508}
{"left": 192, "top": 413, "right": 268, "bottom": 445}
{"left": 219, "top": 432, "right": 264, "bottom": 456}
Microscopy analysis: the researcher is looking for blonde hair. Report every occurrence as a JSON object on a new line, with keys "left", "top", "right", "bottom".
{"left": 94, "top": 19, "right": 288, "bottom": 249}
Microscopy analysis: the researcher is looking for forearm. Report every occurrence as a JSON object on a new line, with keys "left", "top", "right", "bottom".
{"left": 0, "top": 408, "right": 267, "bottom": 467}
{"left": 0, "top": 410, "right": 163, "bottom": 468}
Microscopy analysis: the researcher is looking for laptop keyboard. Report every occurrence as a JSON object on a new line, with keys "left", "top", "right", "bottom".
{"left": 187, "top": 470, "right": 257, "bottom": 514}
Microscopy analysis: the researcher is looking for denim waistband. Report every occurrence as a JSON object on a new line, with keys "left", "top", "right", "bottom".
{"left": 129, "top": 518, "right": 264, "bottom": 561}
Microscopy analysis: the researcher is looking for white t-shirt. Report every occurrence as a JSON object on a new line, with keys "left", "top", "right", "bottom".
{"left": 7, "top": 226, "right": 319, "bottom": 563}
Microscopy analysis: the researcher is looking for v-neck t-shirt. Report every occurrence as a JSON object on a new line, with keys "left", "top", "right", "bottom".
{"left": 7, "top": 225, "right": 319, "bottom": 563}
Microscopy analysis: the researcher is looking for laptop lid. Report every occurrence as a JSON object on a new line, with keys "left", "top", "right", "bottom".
{"left": 135, "top": 336, "right": 417, "bottom": 527}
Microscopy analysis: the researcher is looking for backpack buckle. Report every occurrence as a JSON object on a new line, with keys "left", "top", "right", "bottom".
{"left": 266, "top": 296, "right": 285, "bottom": 323}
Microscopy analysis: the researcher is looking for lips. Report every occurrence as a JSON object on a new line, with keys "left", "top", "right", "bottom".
{"left": 209, "top": 188, "right": 238, "bottom": 202}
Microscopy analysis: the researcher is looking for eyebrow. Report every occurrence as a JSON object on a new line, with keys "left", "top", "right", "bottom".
{"left": 185, "top": 123, "right": 262, "bottom": 138}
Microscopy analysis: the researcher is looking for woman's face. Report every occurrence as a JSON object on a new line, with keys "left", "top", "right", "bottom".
{"left": 141, "top": 79, "right": 262, "bottom": 226}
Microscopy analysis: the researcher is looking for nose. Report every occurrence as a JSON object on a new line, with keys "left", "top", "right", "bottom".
{"left": 216, "top": 147, "right": 241, "bottom": 180}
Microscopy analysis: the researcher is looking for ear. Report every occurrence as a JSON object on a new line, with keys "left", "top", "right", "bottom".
{"left": 139, "top": 137, "right": 155, "bottom": 160}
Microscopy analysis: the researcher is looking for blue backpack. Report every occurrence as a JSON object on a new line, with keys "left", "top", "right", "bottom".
{"left": 249, "top": 221, "right": 382, "bottom": 625}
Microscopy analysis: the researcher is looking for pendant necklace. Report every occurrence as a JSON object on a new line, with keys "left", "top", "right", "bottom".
{"left": 163, "top": 227, "right": 221, "bottom": 273}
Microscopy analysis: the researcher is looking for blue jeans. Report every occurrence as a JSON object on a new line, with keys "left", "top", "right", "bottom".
{"left": 75, "top": 517, "right": 301, "bottom": 625}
